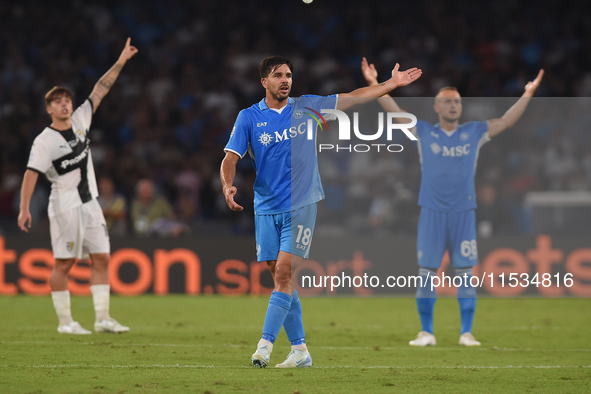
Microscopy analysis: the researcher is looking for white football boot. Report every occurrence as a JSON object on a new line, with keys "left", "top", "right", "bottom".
{"left": 459, "top": 332, "right": 481, "bottom": 346}
{"left": 409, "top": 331, "right": 437, "bottom": 346}
{"left": 94, "top": 318, "right": 130, "bottom": 333}
{"left": 57, "top": 321, "right": 92, "bottom": 335}
{"left": 251, "top": 345, "right": 272, "bottom": 368}
{"left": 275, "top": 349, "right": 313, "bottom": 368}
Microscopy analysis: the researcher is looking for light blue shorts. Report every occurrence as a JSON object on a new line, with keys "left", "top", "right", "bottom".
{"left": 255, "top": 203, "right": 317, "bottom": 262}
{"left": 417, "top": 207, "right": 478, "bottom": 269}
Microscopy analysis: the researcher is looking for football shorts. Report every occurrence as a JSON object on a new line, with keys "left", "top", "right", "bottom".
{"left": 255, "top": 203, "right": 317, "bottom": 262}
{"left": 49, "top": 198, "right": 110, "bottom": 260}
{"left": 416, "top": 207, "right": 478, "bottom": 269}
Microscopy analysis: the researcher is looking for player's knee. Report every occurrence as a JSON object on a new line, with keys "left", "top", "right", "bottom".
{"left": 456, "top": 267, "right": 477, "bottom": 298}
{"left": 416, "top": 267, "right": 437, "bottom": 298}
{"left": 91, "top": 254, "right": 110, "bottom": 271}
{"left": 53, "top": 259, "right": 76, "bottom": 273}
{"left": 455, "top": 267, "right": 475, "bottom": 287}
{"left": 266, "top": 260, "right": 277, "bottom": 276}
{"left": 274, "top": 263, "right": 292, "bottom": 287}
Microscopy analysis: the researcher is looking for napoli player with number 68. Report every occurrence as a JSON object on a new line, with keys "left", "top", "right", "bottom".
{"left": 221, "top": 56, "right": 422, "bottom": 368}
{"left": 362, "top": 57, "right": 543, "bottom": 347}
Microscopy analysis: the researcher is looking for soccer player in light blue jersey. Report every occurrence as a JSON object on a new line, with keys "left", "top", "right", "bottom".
{"left": 221, "top": 56, "right": 422, "bottom": 368}
{"left": 362, "top": 58, "right": 543, "bottom": 347}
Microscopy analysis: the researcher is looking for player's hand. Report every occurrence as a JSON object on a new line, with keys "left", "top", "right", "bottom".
{"left": 389, "top": 63, "right": 422, "bottom": 89}
{"left": 118, "top": 38, "right": 139, "bottom": 63}
{"left": 525, "top": 69, "right": 544, "bottom": 96}
{"left": 17, "top": 209, "right": 32, "bottom": 233}
{"left": 361, "top": 57, "right": 379, "bottom": 86}
{"left": 223, "top": 186, "right": 243, "bottom": 212}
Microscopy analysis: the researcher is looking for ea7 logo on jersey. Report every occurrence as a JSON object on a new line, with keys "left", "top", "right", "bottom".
{"left": 442, "top": 144, "right": 471, "bottom": 157}
{"left": 257, "top": 122, "right": 267, "bottom": 127}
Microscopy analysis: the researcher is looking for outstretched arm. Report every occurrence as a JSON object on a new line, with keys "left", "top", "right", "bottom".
{"left": 220, "top": 151, "right": 244, "bottom": 212}
{"left": 89, "top": 38, "right": 138, "bottom": 113}
{"left": 487, "top": 69, "right": 544, "bottom": 138}
{"left": 337, "top": 63, "right": 422, "bottom": 111}
{"left": 360, "top": 57, "right": 410, "bottom": 122}
{"left": 17, "top": 169, "right": 39, "bottom": 232}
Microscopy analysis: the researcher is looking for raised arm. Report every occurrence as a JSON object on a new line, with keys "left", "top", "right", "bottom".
{"left": 337, "top": 63, "right": 421, "bottom": 111}
{"left": 361, "top": 57, "right": 410, "bottom": 118}
{"left": 89, "top": 38, "right": 138, "bottom": 113}
{"left": 487, "top": 69, "right": 544, "bottom": 138}
{"left": 220, "top": 151, "right": 244, "bottom": 212}
{"left": 17, "top": 169, "right": 39, "bottom": 232}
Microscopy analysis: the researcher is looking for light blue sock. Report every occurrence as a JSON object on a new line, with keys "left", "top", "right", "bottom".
{"left": 416, "top": 268, "right": 437, "bottom": 334}
{"left": 261, "top": 291, "right": 292, "bottom": 343}
{"left": 283, "top": 290, "right": 305, "bottom": 346}
{"left": 456, "top": 267, "right": 477, "bottom": 335}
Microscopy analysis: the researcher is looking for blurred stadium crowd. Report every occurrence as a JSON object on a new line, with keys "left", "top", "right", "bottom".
{"left": 1, "top": 0, "right": 590, "bottom": 236}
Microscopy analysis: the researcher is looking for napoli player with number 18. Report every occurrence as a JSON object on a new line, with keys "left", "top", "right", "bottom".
{"left": 362, "top": 58, "right": 543, "bottom": 347}
{"left": 221, "top": 56, "right": 422, "bottom": 368}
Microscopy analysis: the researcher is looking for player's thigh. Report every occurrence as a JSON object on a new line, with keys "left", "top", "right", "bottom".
{"left": 447, "top": 209, "right": 478, "bottom": 268}
{"left": 255, "top": 213, "right": 281, "bottom": 262}
{"left": 50, "top": 207, "right": 83, "bottom": 259}
{"left": 280, "top": 203, "right": 317, "bottom": 259}
{"left": 82, "top": 200, "right": 110, "bottom": 256}
{"left": 416, "top": 207, "right": 447, "bottom": 269}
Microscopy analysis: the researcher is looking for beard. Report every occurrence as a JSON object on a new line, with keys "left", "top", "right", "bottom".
{"left": 272, "top": 86, "right": 290, "bottom": 101}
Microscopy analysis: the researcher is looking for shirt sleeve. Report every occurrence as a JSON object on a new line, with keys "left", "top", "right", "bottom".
{"left": 300, "top": 94, "right": 338, "bottom": 113}
{"left": 71, "top": 99, "right": 93, "bottom": 135}
{"left": 27, "top": 138, "right": 52, "bottom": 174}
{"left": 478, "top": 120, "right": 490, "bottom": 140}
{"left": 410, "top": 119, "right": 431, "bottom": 147}
{"left": 224, "top": 110, "right": 251, "bottom": 158}
{"left": 469, "top": 121, "right": 490, "bottom": 144}
{"left": 318, "top": 94, "right": 338, "bottom": 111}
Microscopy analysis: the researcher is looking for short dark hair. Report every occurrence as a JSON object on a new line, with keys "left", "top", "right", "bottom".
{"left": 435, "top": 86, "right": 459, "bottom": 96}
{"left": 45, "top": 86, "right": 74, "bottom": 106}
{"left": 259, "top": 56, "right": 294, "bottom": 79}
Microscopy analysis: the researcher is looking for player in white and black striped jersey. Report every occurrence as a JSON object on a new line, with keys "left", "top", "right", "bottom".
{"left": 18, "top": 38, "right": 138, "bottom": 335}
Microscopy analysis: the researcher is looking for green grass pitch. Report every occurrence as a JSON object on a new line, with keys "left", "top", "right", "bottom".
{"left": 1, "top": 295, "right": 590, "bottom": 393}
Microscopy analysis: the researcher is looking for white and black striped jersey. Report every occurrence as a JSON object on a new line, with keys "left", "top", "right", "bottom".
{"left": 27, "top": 99, "right": 99, "bottom": 217}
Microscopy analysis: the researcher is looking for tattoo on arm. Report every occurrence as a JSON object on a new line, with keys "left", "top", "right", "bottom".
{"left": 98, "top": 64, "right": 123, "bottom": 91}
{"left": 90, "top": 63, "right": 124, "bottom": 111}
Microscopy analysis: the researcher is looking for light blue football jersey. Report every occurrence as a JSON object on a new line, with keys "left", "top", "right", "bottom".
{"left": 224, "top": 95, "right": 337, "bottom": 214}
{"left": 414, "top": 120, "right": 489, "bottom": 212}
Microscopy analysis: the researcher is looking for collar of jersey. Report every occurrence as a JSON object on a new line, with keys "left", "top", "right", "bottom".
{"left": 49, "top": 125, "right": 74, "bottom": 133}
{"left": 434, "top": 123, "right": 459, "bottom": 136}
{"left": 258, "top": 97, "right": 294, "bottom": 111}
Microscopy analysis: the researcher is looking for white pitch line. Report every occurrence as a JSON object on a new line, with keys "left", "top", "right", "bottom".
{"left": 13, "top": 325, "right": 577, "bottom": 331}
{"left": 0, "top": 364, "right": 589, "bottom": 369}
{"left": 2, "top": 341, "right": 591, "bottom": 352}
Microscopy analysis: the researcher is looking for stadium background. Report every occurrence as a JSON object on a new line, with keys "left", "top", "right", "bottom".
{"left": 0, "top": 0, "right": 590, "bottom": 296}
{"left": 0, "top": 2, "right": 590, "bottom": 393}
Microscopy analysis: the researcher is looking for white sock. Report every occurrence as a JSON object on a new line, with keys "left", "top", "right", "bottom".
{"left": 257, "top": 338, "right": 274, "bottom": 353}
{"left": 90, "top": 284, "right": 110, "bottom": 321}
{"left": 292, "top": 344, "right": 308, "bottom": 352}
{"left": 51, "top": 290, "right": 73, "bottom": 325}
